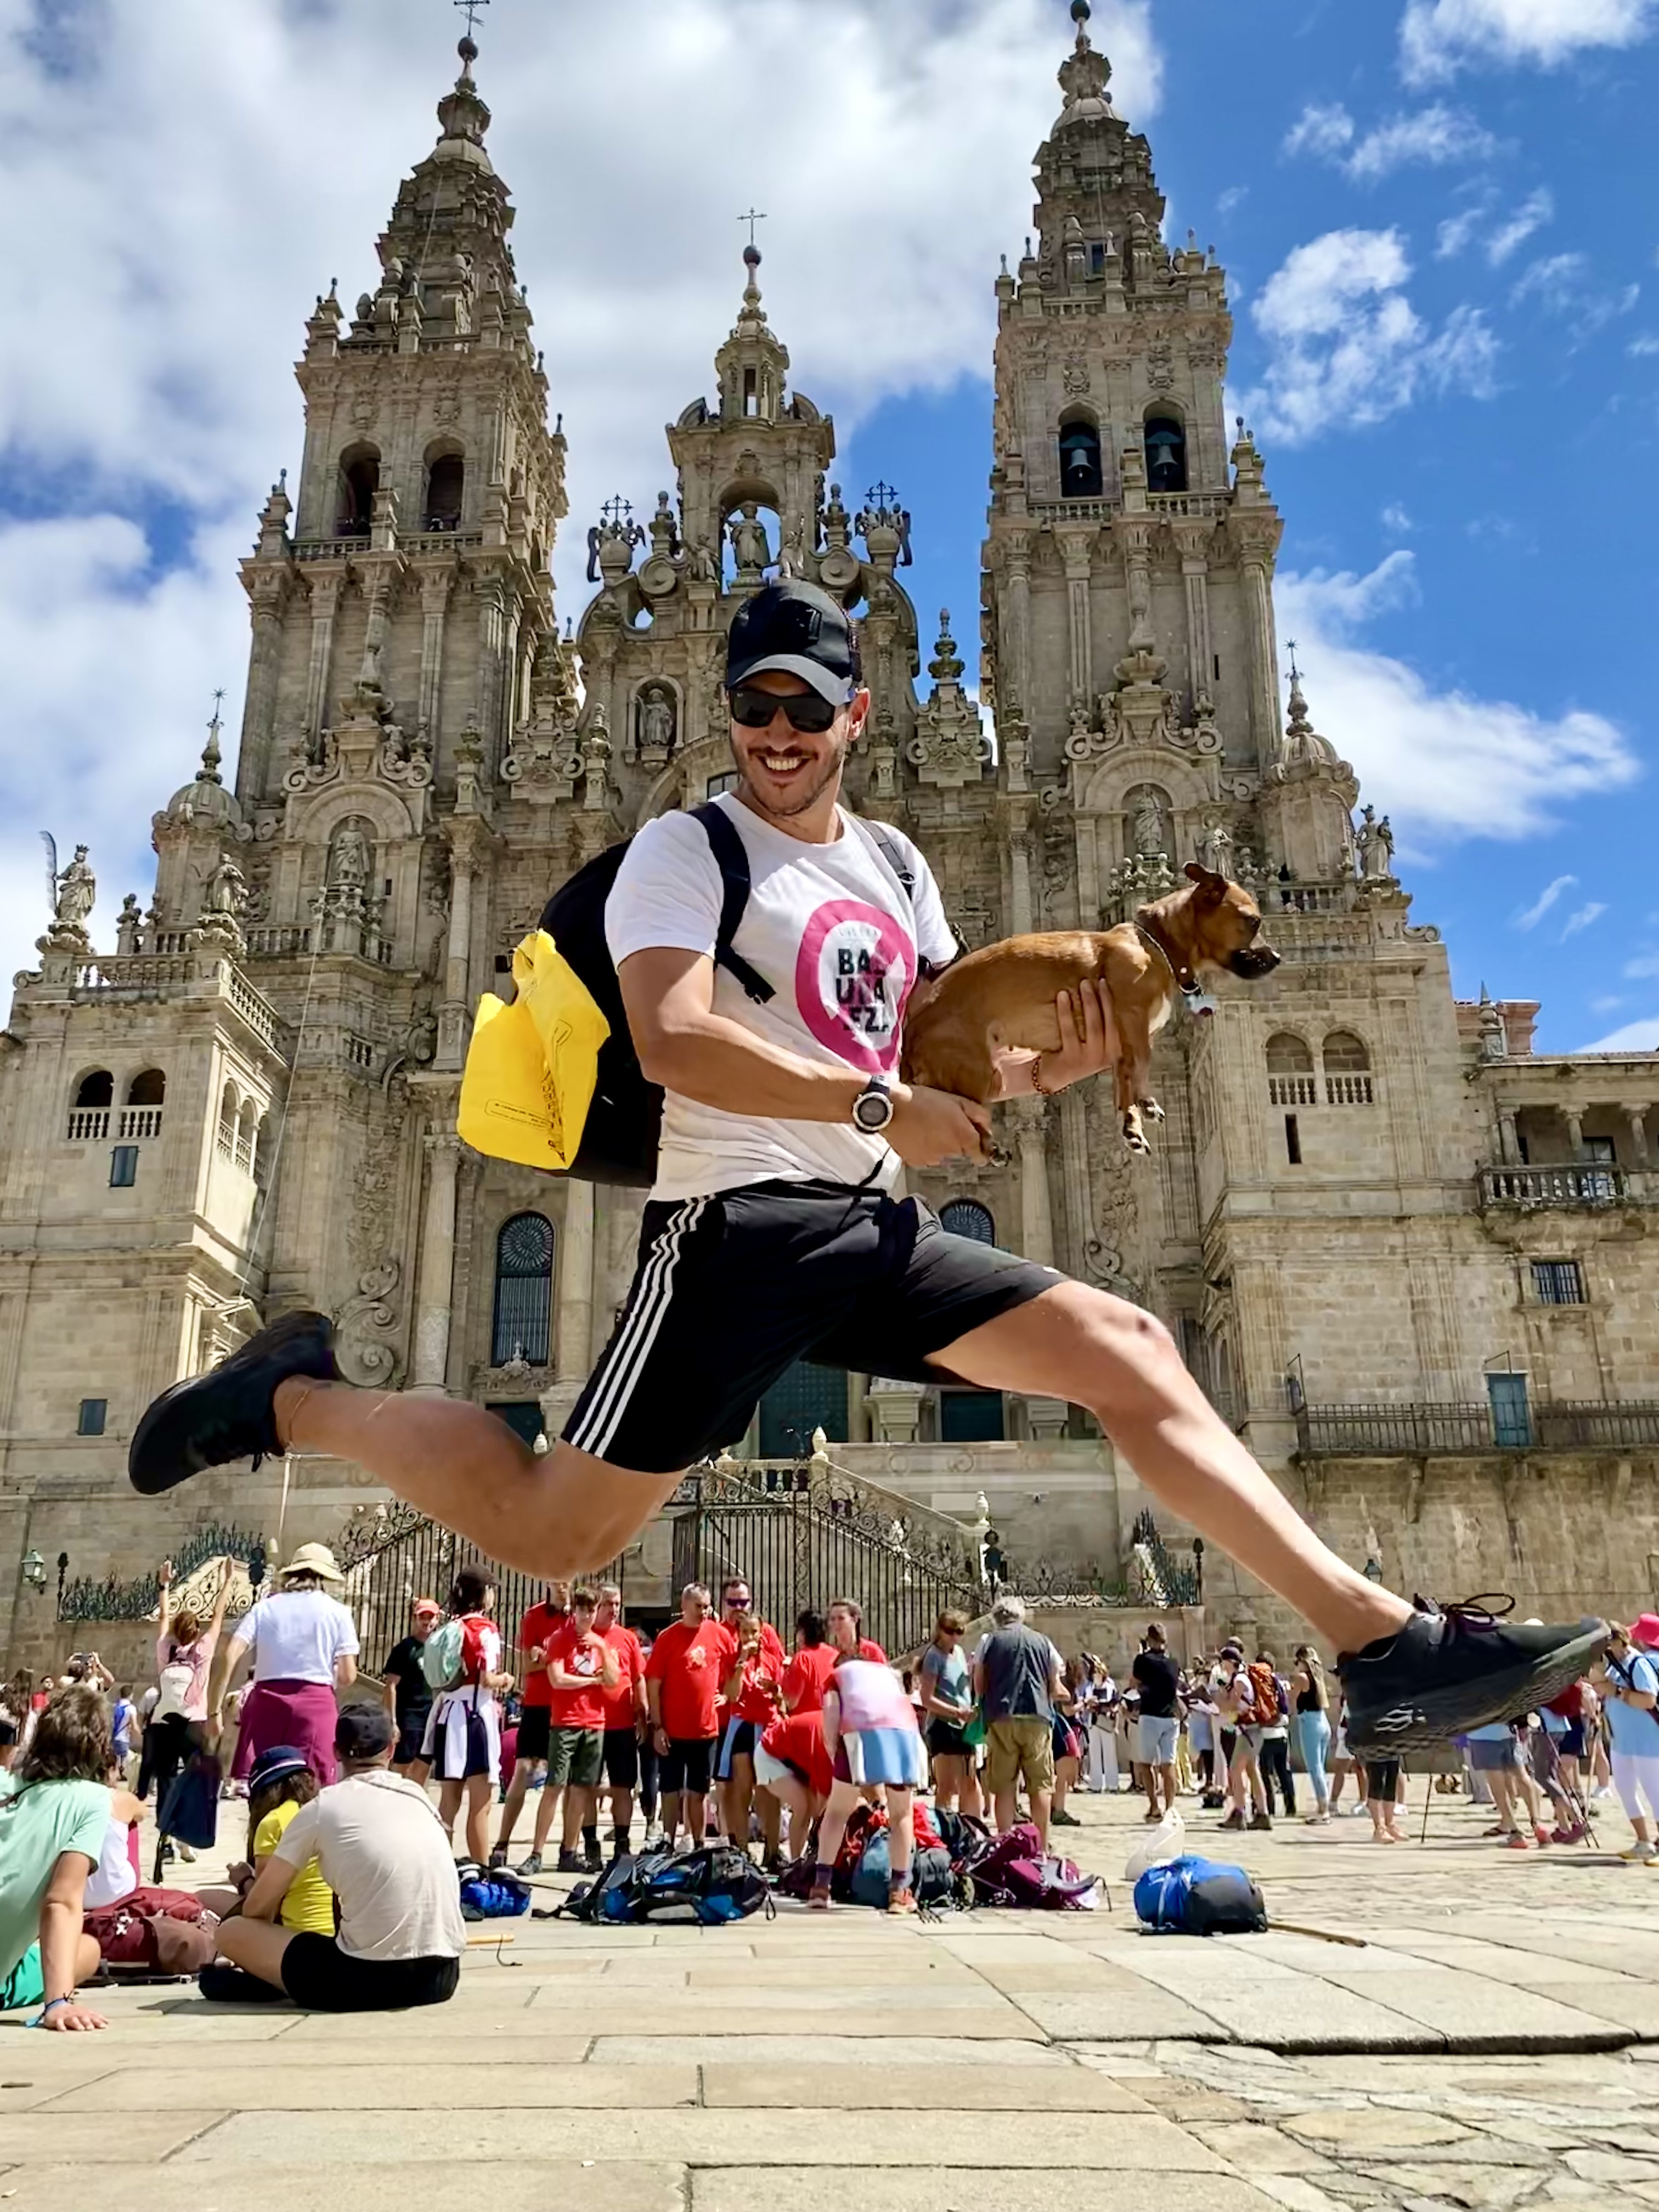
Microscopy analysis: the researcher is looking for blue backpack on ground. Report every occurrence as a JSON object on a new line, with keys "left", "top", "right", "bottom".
{"left": 560, "top": 1845, "right": 772, "bottom": 1928}
{"left": 1133, "top": 1853, "right": 1267, "bottom": 1936}
{"left": 458, "top": 1867, "right": 532, "bottom": 1920}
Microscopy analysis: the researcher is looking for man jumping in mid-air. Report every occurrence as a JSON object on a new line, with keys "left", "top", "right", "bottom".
{"left": 129, "top": 581, "right": 1605, "bottom": 1758}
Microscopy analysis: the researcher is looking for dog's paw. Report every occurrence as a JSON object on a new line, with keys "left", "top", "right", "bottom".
{"left": 1139, "top": 1098, "right": 1166, "bottom": 1124}
{"left": 1121, "top": 1120, "right": 1152, "bottom": 1155}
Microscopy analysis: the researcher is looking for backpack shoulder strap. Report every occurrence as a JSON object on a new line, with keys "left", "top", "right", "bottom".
{"left": 692, "top": 803, "right": 775, "bottom": 1006}
{"left": 850, "top": 815, "right": 964, "bottom": 980}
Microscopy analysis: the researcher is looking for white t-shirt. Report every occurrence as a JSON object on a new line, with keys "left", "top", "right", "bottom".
{"left": 233, "top": 1590, "right": 360, "bottom": 1684}
{"left": 272, "top": 1768, "right": 465, "bottom": 1962}
{"left": 605, "top": 795, "right": 956, "bottom": 1201}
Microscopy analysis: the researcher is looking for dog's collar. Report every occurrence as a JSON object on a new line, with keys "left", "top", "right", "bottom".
{"left": 1135, "top": 913, "right": 1198, "bottom": 995}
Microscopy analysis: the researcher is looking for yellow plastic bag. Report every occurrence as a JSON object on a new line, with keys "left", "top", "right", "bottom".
{"left": 456, "top": 930, "right": 611, "bottom": 1171}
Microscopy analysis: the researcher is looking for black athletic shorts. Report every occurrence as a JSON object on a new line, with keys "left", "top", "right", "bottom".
{"left": 394, "top": 1709, "right": 431, "bottom": 1768}
{"left": 660, "top": 1735, "right": 715, "bottom": 1797}
{"left": 603, "top": 1726, "right": 640, "bottom": 1788}
{"left": 561, "top": 1181, "right": 1059, "bottom": 1472}
{"left": 280, "top": 1934, "right": 460, "bottom": 2013}
{"left": 515, "top": 1705, "right": 552, "bottom": 1763}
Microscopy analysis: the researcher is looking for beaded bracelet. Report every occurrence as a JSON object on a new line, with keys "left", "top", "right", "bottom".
{"left": 27, "top": 1995, "right": 74, "bottom": 2028}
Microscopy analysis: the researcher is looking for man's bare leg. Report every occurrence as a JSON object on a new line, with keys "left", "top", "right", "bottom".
{"left": 495, "top": 1759, "right": 542, "bottom": 1858}
{"left": 273, "top": 1380, "right": 683, "bottom": 1576}
{"left": 934, "top": 1284, "right": 1413, "bottom": 1656}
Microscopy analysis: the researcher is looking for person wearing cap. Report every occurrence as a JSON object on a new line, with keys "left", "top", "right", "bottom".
{"left": 381, "top": 1598, "right": 441, "bottom": 1781}
{"left": 207, "top": 1543, "right": 360, "bottom": 1789}
{"left": 206, "top": 1745, "right": 333, "bottom": 1937}
{"left": 135, "top": 580, "right": 1611, "bottom": 1764}
{"left": 210, "top": 1701, "right": 464, "bottom": 2010}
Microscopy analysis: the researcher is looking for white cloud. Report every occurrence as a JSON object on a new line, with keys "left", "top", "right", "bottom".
{"left": 1402, "top": 0, "right": 1659, "bottom": 84}
{"left": 1590, "top": 994, "right": 1624, "bottom": 1011}
{"left": 1625, "top": 948, "right": 1659, "bottom": 980}
{"left": 1629, "top": 334, "right": 1659, "bottom": 355}
{"left": 1217, "top": 185, "right": 1249, "bottom": 216}
{"left": 1381, "top": 503, "right": 1415, "bottom": 532}
{"left": 1560, "top": 900, "right": 1608, "bottom": 939}
{"left": 1511, "top": 251, "right": 1641, "bottom": 328}
{"left": 1241, "top": 229, "right": 1499, "bottom": 443}
{"left": 1486, "top": 187, "right": 1554, "bottom": 263}
{"left": 1581, "top": 1013, "right": 1659, "bottom": 1051}
{"left": 1437, "top": 203, "right": 1492, "bottom": 259}
{"left": 0, "top": 0, "right": 1162, "bottom": 980}
{"left": 1274, "top": 553, "right": 1640, "bottom": 843}
{"left": 1514, "top": 874, "right": 1576, "bottom": 929}
{"left": 1284, "top": 100, "right": 1497, "bottom": 181}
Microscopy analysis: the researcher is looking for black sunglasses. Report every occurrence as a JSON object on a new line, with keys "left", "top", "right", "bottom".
{"left": 728, "top": 685, "right": 839, "bottom": 735}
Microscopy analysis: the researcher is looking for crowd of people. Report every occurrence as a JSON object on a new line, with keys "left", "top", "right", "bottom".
{"left": 4, "top": 1567, "right": 1657, "bottom": 2031}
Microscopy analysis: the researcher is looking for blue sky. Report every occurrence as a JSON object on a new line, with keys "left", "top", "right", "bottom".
{"left": 2, "top": 0, "right": 1656, "bottom": 1049}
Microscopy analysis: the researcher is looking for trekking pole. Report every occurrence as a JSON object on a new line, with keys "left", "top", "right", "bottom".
{"left": 1418, "top": 1754, "right": 1433, "bottom": 1847}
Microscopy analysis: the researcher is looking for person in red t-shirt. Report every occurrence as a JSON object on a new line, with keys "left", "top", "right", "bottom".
{"left": 595, "top": 1582, "right": 647, "bottom": 1853}
{"left": 755, "top": 1706, "right": 833, "bottom": 1860}
{"left": 493, "top": 1581, "right": 569, "bottom": 1867}
{"left": 645, "top": 1584, "right": 735, "bottom": 1847}
{"left": 781, "top": 1610, "right": 837, "bottom": 1716}
{"left": 828, "top": 1597, "right": 888, "bottom": 1666}
{"left": 717, "top": 1605, "right": 787, "bottom": 1864}
{"left": 523, "top": 1590, "right": 619, "bottom": 1874}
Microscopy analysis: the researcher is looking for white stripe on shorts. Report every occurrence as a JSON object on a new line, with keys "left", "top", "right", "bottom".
{"left": 569, "top": 1198, "right": 705, "bottom": 1460}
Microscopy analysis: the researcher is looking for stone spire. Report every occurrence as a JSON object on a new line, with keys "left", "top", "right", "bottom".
{"left": 1032, "top": 0, "right": 1166, "bottom": 280}
{"left": 435, "top": 30, "right": 492, "bottom": 160}
{"left": 362, "top": 32, "right": 520, "bottom": 316}
{"left": 715, "top": 245, "right": 791, "bottom": 424}
{"left": 1056, "top": 0, "right": 1113, "bottom": 120}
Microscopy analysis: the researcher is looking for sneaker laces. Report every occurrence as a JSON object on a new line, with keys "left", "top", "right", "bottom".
{"left": 1414, "top": 1593, "right": 1515, "bottom": 1640}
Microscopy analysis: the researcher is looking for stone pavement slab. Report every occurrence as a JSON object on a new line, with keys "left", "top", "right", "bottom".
{"left": 174, "top": 2107, "right": 1232, "bottom": 2169}
{"left": 0, "top": 2165, "right": 689, "bottom": 2212}
{"left": 38, "top": 2061, "right": 701, "bottom": 2111}
{"left": 689, "top": 2171, "right": 1289, "bottom": 2212}
{"left": 698, "top": 2061, "right": 1155, "bottom": 2109}
{"left": 593, "top": 2033, "right": 1072, "bottom": 2066}
{"left": 1317, "top": 1966, "right": 1630, "bottom": 2048}
{"left": 0, "top": 2110, "right": 226, "bottom": 2161}
{"left": 1002, "top": 1986, "right": 1231, "bottom": 2040}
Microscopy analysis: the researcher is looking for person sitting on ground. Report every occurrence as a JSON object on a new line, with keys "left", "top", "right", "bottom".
{"left": 811, "top": 1651, "right": 927, "bottom": 1914}
{"left": 0, "top": 1685, "right": 114, "bottom": 2030}
{"left": 199, "top": 1746, "right": 332, "bottom": 1934}
{"left": 974, "top": 1595, "right": 1066, "bottom": 1850}
{"left": 208, "top": 1702, "right": 464, "bottom": 2011}
{"left": 919, "top": 1610, "right": 981, "bottom": 1818}
{"left": 421, "top": 1568, "right": 515, "bottom": 1867}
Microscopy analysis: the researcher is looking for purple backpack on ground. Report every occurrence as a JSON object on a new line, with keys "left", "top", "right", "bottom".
{"left": 969, "top": 1820, "right": 1101, "bottom": 1910}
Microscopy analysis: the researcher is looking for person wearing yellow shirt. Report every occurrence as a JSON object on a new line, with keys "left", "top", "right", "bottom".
{"left": 245, "top": 1745, "right": 333, "bottom": 1935}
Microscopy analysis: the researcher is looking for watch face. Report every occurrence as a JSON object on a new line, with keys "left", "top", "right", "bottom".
{"left": 854, "top": 1086, "right": 893, "bottom": 1132}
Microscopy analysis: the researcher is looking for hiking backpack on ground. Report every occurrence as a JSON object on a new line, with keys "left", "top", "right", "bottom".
{"left": 559, "top": 1845, "right": 772, "bottom": 1928}
{"left": 1133, "top": 1853, "right": 1268, "bottom": 1936}
{"left": 968, "top": 1820, "right": 1101, "bottom": 1911}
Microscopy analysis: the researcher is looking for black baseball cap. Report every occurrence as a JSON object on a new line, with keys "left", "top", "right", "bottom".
{"left": 335, "top": 1701, "right": 397, "bottom": 1762}
{"left": 725, "top": 580, "right": 856, "bottom": 706}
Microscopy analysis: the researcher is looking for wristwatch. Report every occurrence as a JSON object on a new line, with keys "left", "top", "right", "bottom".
{"left": 851, "top": 1076, "right": 895, "bottom": 1133}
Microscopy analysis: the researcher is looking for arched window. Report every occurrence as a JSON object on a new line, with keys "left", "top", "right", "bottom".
{"left": 1058, "top": 415, "right": 1103, "bottom": 499}
{"left": 492, "top": 1211, "right": 555, "bottom": 1367}
{"left": 217, "top": 1080, "right": 239, "bottom": 1161}
{"left": 336, "top": 445, "right": 379, "bottom": 538}
{"left": 252, "top": 1116, "right": 272, "bottom": 1187}
{"left": 235, "top": 1102, "right": 257, "bottom": 1173}
{"left": 67, "top": 1069, "right": 113, "bottom": 1141}
{"left": 940, "top": 1199, "right": 996, "bottom": 1246}
{"left": 1144, "top": 413, "right": 1188, "bottom": 494}
{"left": 1265, "top": 1032, "right": 1316, "bottom": 1108}
{"left": 1323, "top": 1030, "right": 1374, "bottom": 1106}
{"left": 121, "top": 1068, "right": 166, "bottom": 1141}
{"left": 424, "top": 448, "right": 465, "bottom": 531}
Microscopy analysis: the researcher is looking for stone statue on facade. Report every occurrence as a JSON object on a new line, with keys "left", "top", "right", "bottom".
{"left": 52, "top": 843, "right": 97, "bottom": 937}
{"left": 729, "top": 501, "right": 771, "bottom": 580}
{"left": 329, "top": 823, "right": 371, "bottom": 889}
{"left": 115, "top": 894, "right": 142, "bottom": 956}
{"left": 1356, "top": 805, "right": 1396, "bottom": 882}
{"left": 1197, "top": 816, "right": 1234, "bottom": 877}
{"left": 201, "top": 855, "right": 249, "bottom": 921}
{"left": 636, "top": 685, "right": 675, "bottom": 764}
{"left": 1130, "top": 788, "right": 1169, "bottom": 860}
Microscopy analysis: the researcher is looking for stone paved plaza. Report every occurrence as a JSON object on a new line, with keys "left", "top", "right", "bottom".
{"left": 5, "top": 1785, "right": 1659, "bottom": 2210}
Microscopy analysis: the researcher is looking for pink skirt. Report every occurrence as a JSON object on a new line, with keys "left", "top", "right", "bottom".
{"left": 234, "top": 1679, "right": 339, "bottom": 1785}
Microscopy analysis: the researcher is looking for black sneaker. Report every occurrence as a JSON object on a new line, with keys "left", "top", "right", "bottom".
{"left": 128, "top": 1309, "right": 338, "bottom": 1495}
{"left": 556, "top": 1848, "right": 583, "bottom": 1874}
{"left": 1341, "top": 1596, "right": 1609, "bottom": 1758}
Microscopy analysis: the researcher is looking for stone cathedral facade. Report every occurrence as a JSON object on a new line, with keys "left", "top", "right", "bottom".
{"left": 3, "top": 14, "right": 1656, "bottom": 1669}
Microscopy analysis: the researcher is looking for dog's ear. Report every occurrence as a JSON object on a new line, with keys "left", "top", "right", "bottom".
{"left": 1184, "top": 861, "right": 1227, "bottom": 904}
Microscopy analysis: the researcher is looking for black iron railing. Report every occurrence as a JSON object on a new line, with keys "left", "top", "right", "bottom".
{"left": 58, "top": 1523, "right": 266, "bottom": 1623}
{"left": 1295, "top": 1400, "right": 1659, "bottom": 1456}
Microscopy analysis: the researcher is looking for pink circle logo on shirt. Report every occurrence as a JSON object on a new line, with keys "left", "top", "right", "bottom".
{"left": 795, "top": 899, "right": 915, "bottom": 1075}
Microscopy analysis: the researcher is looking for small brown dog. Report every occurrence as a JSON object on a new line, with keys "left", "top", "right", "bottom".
{"left": 901, "top": 864, "right": 1280, "bottom": 1153}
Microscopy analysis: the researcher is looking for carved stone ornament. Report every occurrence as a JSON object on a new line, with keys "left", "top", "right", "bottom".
{"left": 1061, "top": 358, "right": 1091, "bottom": 398}
{"left": 907, "top": 611, "right": 989, "bottom": 790}
{"left": 334, "top": 1257, "right": 404, "bottom": 1387}
{"left": 1144, "top": 340, "right": 1176, "bottom": 393}
{"left": 635, "top": 683, "right": 677, "bottom": 768}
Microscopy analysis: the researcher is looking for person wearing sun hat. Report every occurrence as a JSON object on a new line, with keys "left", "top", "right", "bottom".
{"left": 208, "top": 1542, "right": 360, "bottom": 1787}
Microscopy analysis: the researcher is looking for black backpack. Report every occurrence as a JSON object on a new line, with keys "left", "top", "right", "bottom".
{"left": 558, "top": 1844, "right": 772, "bottom": 1927}
{"left": 534, "top": 804, "right": 928, "bottom": 1187}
